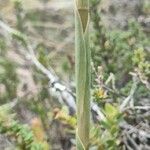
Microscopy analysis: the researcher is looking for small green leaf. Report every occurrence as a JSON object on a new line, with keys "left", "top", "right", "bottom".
{"left": 104, "top": 103, "right": 119, "bottom": 120}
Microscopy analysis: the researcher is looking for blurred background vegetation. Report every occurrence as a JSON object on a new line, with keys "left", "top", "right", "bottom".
{"left": 0, "top": 0, "right": 149, "bottom": 149}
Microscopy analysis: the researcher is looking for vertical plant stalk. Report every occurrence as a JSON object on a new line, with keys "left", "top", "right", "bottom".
{"left": 75, "top": 0, "right": 90, "bottom": 149}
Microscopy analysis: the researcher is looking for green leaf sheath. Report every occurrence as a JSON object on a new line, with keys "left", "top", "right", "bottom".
{"left": 76, "top": 0, "right": 89, "bottom": 8}
{"left": 75, "top": 0, "right": 90, "bottom": 149}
